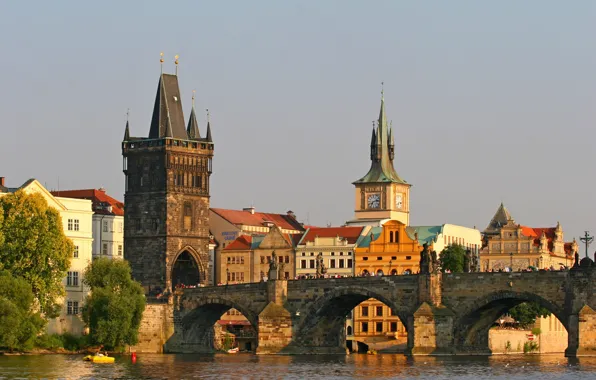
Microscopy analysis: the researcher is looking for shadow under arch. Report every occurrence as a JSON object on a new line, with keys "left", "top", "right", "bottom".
{"left": 453, "top": 290, "right": 568, "bottom": 354}
{"left": 170, "top": 246, "right": 207, "bottom": 289}
{"left": 177, "top": 296, "right": 259, "bottom": 353}
{"left": 294, "top": 286, "right": 408, "bottom": 349}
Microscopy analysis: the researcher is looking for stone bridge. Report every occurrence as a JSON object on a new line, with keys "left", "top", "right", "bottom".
{"left": 148, "top": 268, "right": 596, "bottom": 356}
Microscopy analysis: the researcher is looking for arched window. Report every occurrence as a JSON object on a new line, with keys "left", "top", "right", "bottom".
{"left": 403, "top": 269, "right": 412, "bottom": 275}
{"left": 347, "top": 326, "right": 353, "bottom": 336}
{"left": 390, "top": 269, "right": 398, "bottom": 275}
{"left": 376, "top": 269, "right": 384, "bottom": 276}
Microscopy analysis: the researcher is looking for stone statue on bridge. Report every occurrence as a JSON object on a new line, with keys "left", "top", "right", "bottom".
{"left": 278, "top": 261, "right": 286, "bottom": 280}
{"left": 316, "top": 252, "right": 327, "bottom": 278}
{"left": 269, "top": 251, "right": 279, "bottom": 280}
{"left": 431, "top": 250, "right": 439, "bottom": 274}
{"left": 419, "top": 243, "right": 431, "bottom": 274}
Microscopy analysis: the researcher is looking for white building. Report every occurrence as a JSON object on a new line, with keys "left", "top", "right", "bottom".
{"left": 0, "top": 178, "right": 93, "bottom": 335}
{"left": 51, "top": 189, "right": 124, "bottom": 259}
{"left": 408, "top": 224, "right": 482, "bottom": 257}
{"left": 294, "top": 226, "right": 368, "bottom": 278}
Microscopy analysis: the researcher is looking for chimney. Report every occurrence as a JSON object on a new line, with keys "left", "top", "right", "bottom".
{"left": 287, "top": 210, "right": 296, "bottom": 219}
{"left": 242, "top": 206, "right": 255, "bottom": 215}
{"left": 98, "top": 187, "right": 106, "bottom": 192}
{"left": 0, "top": 177, "right": 4, "bottom": 187}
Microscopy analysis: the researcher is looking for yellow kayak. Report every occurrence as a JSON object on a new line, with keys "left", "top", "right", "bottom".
{"left": 83, "top": 355, "right": 115, "bottom": 363}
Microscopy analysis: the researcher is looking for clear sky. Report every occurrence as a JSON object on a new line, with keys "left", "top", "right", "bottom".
{"left": 1, "top": 1, "right": 595, "bottom": 244}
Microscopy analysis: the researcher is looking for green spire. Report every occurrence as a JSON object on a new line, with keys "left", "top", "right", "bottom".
{"left": 353, "top": 86, "right": 407, "bottom": 185}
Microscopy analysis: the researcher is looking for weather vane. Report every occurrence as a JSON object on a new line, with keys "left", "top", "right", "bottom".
{"left": 174, "top": 55, "right": 179, "bottom": 75}
{"left": 192, "top": 90, "right": 196, "bottom": 107}
{"left": 381, "top": 81, "right": 384, "bottom": 97}
{"left": 160, "top": 52, "right": 164, "bottom": 73}
{"left": 206, "top": 108, "right": 210, "bottom": 123}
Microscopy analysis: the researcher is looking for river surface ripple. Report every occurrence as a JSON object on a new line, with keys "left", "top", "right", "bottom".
{"left": 1, "top": 353, "right": 596, "bottom": 379}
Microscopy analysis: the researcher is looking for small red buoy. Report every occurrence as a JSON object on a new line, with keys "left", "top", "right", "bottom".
{"left": 131, "top": 352, "right": 137, "bottom": 363}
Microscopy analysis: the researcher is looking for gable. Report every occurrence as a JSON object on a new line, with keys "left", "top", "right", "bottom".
{"left": 20, "top": 179, "right": 67, "bottom": 211}
{"left": 258, "top": 226, "right": 293, "bottom": 250}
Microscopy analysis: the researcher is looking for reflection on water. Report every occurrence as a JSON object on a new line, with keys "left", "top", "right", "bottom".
{"left": 0, "top": 353, "right": 595, "bottom": 379}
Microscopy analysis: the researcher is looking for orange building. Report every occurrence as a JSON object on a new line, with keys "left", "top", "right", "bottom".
{"left": 353, "top": 220, "right": 425, "bottom": 346}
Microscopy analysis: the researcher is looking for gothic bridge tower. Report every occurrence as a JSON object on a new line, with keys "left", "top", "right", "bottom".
{"left": 122, "top": 67, "right": 214, "bottom": 293}
{"left": 348, "top": 89, "right": 411, "bottom": 226}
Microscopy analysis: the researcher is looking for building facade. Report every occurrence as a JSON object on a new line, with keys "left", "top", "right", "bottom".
{"left": 294, "top": 226, "right": 366, "bottom": 278}
{"left": 480, "top": 203, "right": 577, "bottom": 271}
{"left": 0, "top": 179, "right": 93, "bottom": 335}
{"left": 122, "top": 71, "right": 214, "bottom": 293}
{"left": 51, "top": 188, "right": 124, "bottom": 259}
{"left": 210, "top": 207, "right": 304, "bottom": 283}
{"left": 347, "top": 92, "right": 411, "bottom": 227}
{"left": 221, "top": 225, "right": 299, "bottom": 284}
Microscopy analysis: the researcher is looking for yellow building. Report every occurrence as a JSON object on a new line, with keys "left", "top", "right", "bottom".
{"left": 0, "top": 178, "right": 93, "bottom": 335}
{"left": 480, "top": 203, "right": 577, "bottom": 271}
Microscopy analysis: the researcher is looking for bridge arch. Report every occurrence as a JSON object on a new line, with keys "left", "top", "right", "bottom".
{"left": 178, "top": 296, "right": 258, "bottom": 352}
{"left": 453, "top": 290, "right": 568, "bottom": 354}
{"left": 295, "top": 286, "right": 409, "bottom": 349}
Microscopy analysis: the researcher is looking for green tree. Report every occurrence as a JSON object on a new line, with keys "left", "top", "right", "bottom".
{"left": 0, "top": 190, "right": 73, "bottom": 317}
{"left": 509, "top": 302, "right": 552, "bottom": 328}
{"left": 439, "top": 244, "right": 466, "bottom": 273}
{"left": 0, "top": 271, "right": 46, "bottom": 351}
{"left": 82, "top": 258, "right": 146, "bottom": 350}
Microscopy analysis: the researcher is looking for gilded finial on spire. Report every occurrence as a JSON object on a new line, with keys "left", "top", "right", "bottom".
{"left": 206, "top": 108, "right": 210, "bottom": 123}
{"left": 126, "top": 108, "right": 130, "bottom": 121}
{"left": 192, "top": 90, "right": 196, "bottom": 107}
{"left": 381, "top": 81, "right": 384, "bottom": 98}
{"left": 174, "top": 55, "right": 179, "bottom": 75}
{"left": 160, "top": 52, "right": 164, "bottom": 73}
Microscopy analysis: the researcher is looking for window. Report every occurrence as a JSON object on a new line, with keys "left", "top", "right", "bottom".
{"left": 260, "top": 256, "right": 265, "bottom": 264}
{"left": 73, "top": 246, "right": 79, "bottom": 258}
{"left": 376, "top": 322, "right": 383, "bottom": 332}
{"left": 347, "top": 259, "right": 353, "bottom": 268}
{"left": 267, "top": 256, "right": 271, "bottom": 263}
{"left": 68, "top": 219, "right": 73, "bottom": 231}
{"left": 390, "top": 322, "right": 398, "bottom": 332}
{"left": 118, "top": 245, "right": 123, "bottom": 256}
{"left": 301, "top": 260, "right": 307, "bottom": 269}
{"left": 103, "top": 221, "right": 108, "bottom": 232}
{"left": 363, "top": 257, "right": 368, "bottom": 261}
{"left": 285, "top": 256, "right": 289, "bottom": 263}
{"left": 376, "top": 306, "right": 383, "bottom": 316}
{"left": 361, "top": 306, "right": 369, "bottom": 317}
{"left": 301, "top": 252, "right": 305, "bottom": 256}
{"left": 284, "top": 272, "right": 289, "bottom": 280}
{"left": 389, "top": 231, "right": 394, "bottom": 242}
{"left": 340, "top": 252, "right": 344, "bottom": 256}
{"left": 278, "top": 255, "right": 283, "bottom": 263}
{"left": 330, "top": 259, "right": 336, "bottom": 268}
{"left": 67, "top": 271, "right": 79, "bottom": 287}
{"left": 391, "top": 256, "right": 397, "bottom": 260}
{"left": 339, "top": 259, "right": 344, "bottom": 268}
{"left": 377, "top": 257, "right": 382, "bottom": 261}
{"left": 309, "top": 260, "right": 315, "bottom": 269}
{"left": 361, "top": 322, "right": 369, "bottom": 333}
{"left": 331, "top": 252, "right": 335, "bottom": 256}
{"left": 183, "top": 202, "right": 192, "bottom": 231}
{"left": 102, "top": 243, "right": 108, "bottom": 256}
{"left": 74, "top": 219, "right": 79, "bottom": 231}
{"left": 67, "top": 301, "right": 79, "bottom": 315}
{"left": 406, "top": 256, "right": 411, "bottom": 260}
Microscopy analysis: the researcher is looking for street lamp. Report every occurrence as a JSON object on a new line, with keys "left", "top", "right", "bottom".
{"left": 579, "top": 231, "right": 594, "bottom": 259}
{"left": 509, "top": 252, "right": 513, "bottom": 272}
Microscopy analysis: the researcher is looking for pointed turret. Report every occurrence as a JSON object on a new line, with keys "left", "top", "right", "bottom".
{"left": 205, "top": 110, "right": 213, "bottom": 143}
{"left": 354, "top": 88, "right": 406, "bottom": 184}
{"left": 187, "top": 107, "right": 201, "bottom": 139}
{"left": 484, "top": 203, "right": 513, "bottom": 235}
{"left": 388, "top": 123, "right": 395, "bottom": 161}
{"left": 123, "top": 120, "right": 130, "bottom": 141}
{"left": 370, "top": 127, "right": 377, "bottom": 160}
{"left": 148, "top": 74, "right": 189, "bottom": 139}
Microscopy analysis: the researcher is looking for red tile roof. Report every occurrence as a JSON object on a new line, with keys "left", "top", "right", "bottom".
{"left": 211, "top": 208, "right": 304, "bottom": 232}
{"left": 224, "top": 235, "right": 254, "bottom": 251}
{"left": 520, "top": 226, "right": 575, "bottom": 256}
{"left": 299, "top": 226, "right": 365, "bottom": 245}
{"left": 50, "top": 189, "right": 124, "bottom": 216}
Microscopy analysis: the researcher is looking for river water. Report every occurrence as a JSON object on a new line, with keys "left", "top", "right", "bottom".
{"left": 1, "top": 353, "right": 596, "bottom": 379}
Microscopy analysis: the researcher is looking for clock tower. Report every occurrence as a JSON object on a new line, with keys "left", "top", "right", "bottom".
{"left": 347, "top": 90, "right": 411, "bottom": 226}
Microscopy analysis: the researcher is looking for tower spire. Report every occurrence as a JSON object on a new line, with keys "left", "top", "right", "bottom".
{"left": 123, "top": 109, "right": 130, "bottom": 141}
{"left": 205, "top": 108, "right": 213, "bottom": 142}
{"left": 186, "top": 90, "right": 201, "bottom": 139}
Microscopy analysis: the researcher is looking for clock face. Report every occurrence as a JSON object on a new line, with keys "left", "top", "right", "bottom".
{"left": 367, "top": 193, "right": 380, "bottom": 209}
{"left": 395, "top": 193, "right": 403, "bottom": 209}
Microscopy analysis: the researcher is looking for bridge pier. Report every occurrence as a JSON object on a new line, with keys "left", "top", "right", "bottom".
{"left": 256, "top": 279, "right": 293, "bottom": 354}
{"left": 407, "top": 302, "right": 456, "bottom": 355}
{"left": 565, "top": 305, "right": 596, "bottom": 357}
